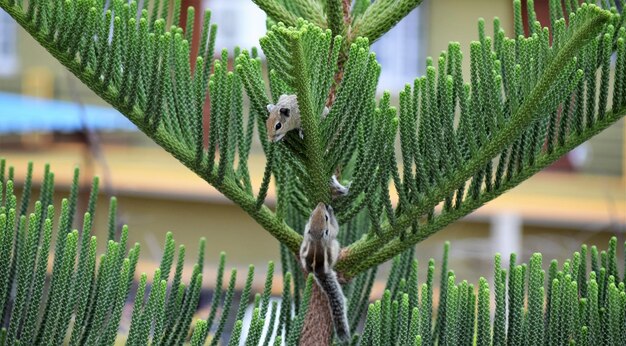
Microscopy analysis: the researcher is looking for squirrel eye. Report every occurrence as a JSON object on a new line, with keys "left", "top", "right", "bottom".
{"left": 324, "top": 214, "right": 328, "bottom": 221}
{"left": 324, "top": 229, "right": 329, "bottom": 237}
{"left": 280, "top": 108, "right": 290, "bottom": 117}
{"left": 275, "top": 122, "right": 282, "bottom": 130}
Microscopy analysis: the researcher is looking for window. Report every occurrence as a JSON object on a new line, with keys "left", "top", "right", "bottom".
{"left": 371, "top": 6, "right": 427, "bottom": 92}
{"left": 0, "top": 9, "right": 18, "bottom": 77}
{"left": 204, "top": 0, "right": 267, "bottom": 55}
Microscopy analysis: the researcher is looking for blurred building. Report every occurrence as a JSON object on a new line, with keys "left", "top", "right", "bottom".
{"left": 0, "top": 10, "right": 18, "bottom": 77}
{"left": 0, "top": 0, "right": 624, "bottom": 287}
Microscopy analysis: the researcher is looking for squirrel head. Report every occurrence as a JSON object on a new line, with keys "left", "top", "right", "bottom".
{"left": 305, "top": 202, "right": 339, "bottom": 242}
{"left": 266, "top": 94, "right": 299, "bottom": 142}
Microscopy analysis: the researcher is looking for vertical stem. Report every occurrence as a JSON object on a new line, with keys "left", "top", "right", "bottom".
{"left": 342, "top": 0, "right": 351, "bottom": 28}
{"left": 326, "top": 0, "right": 345, "bottom": 37}
{"left": 291, "top": 34, "right": 330, "bottom": 203}
{"left": 300, "top": 282, "right": 334, "bottom": 346}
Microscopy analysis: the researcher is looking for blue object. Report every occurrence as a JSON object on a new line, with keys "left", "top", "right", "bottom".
{"left": 0, "top": 92, "right": 137, "bottom": 133}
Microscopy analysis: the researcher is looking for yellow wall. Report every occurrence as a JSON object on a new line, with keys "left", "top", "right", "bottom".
{"left": 40, "top": 192, "right": 281, "bottom": 269}
{"left": 427, "top": 0, "right": 514, "bottom": 79}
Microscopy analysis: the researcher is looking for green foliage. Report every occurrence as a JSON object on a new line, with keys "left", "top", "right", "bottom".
{"left": 0, "top": 160, "right": 625, "bottom": 345}
{"left": 358, "top": 238, "right": 626, "bottom": 346}
{"left": 1, "top": 0, "right": 624, "bottom": 282}
{"left": 338, "top": 3, "right": 622, "bottom": 277}
{"left": 0, "top": 161, "right": 290, "bottom": 345}
{"left": 254, "top": 0, "right": 423, "bottom": 49}
{"left": 2, "top": 0, "right": 626, "bottom": 344}
{"left": 0, "top": 164, "right": 154, "bottom": 343}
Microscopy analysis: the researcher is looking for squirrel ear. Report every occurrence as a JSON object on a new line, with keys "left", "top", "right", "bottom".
{"left": 267, "top": 104, "right": 275, "bottom": 113}
{"left": 280, "top": 108, "right": 290, "bottom": 117}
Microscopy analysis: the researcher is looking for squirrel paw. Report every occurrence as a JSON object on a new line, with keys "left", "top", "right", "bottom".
{"left": 330, "top": 175, "right": 350, "bottom": 199}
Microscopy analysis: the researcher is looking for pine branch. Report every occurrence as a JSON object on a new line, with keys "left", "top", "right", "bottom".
{"left": 289, "top": 31, "right": 330, "bottom": 203}
{"left": 0, "top": 161, "right": 274, "bottom": 345}
{"left": 350, "top": 0, "right": 424, "bottom": 44}
{"left": 251, "top": 0, "right": 299, "bottom": 28}
{"left": 337, "top": 4, "right": 614, "bottom": 275}
{"left": 357, "top": 238, "right": 626, "bottom": 346}
{"left": 0, "top": 0, "right": 303, "bottom": 255}
{"left": 325, "top": 0, "right": 345, "bottom": 36}
{"left": 3, "top": 5, "right": 626, "bottom": 343}
{"left": 342, "top": 103, "right": 625, "bottom": 277}
{"left": 2, "top": 159, "right": 625, "bottom": 344}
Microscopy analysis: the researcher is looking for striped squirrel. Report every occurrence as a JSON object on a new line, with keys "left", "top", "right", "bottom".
{"left": 299, "top": 203, "right": 350, "bottom": 343}
{"left": 267, "top": 94, "right": 349, "bottom": 199}
{"left": 266, "top": 94, "right": 329, "bottom": 142}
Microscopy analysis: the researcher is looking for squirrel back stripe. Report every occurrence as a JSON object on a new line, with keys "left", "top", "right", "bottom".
{"left": 300, "top": 203, "right": 349, "bottom": 342}
{"left": 313, "top": 270, "right": 351, "bottom": 343}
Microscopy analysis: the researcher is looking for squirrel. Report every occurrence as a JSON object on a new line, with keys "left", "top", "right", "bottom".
{"left": 267, "top": 94, "right": 349, "bottom": 200}
{"left": 266, "top": 94, "right": 329, "bottom": 143}
{"left": 299, "top": 203, "right": 351, "bottom": 343}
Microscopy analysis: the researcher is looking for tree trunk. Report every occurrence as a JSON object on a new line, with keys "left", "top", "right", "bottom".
{"left": 179, "top": 0, "right": 203, "bottom": 61}
{"left": 300, "top": 282, "right": 334, "bottom": 346}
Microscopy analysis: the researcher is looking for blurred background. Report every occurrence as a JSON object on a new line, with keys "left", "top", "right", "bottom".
{"left": 0, "top": 0, "right": 624, "bottom": 306}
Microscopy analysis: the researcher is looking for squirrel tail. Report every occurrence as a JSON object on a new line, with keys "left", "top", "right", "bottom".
{"left": 314, "top": 270, "right": 351, "bottom": 343}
